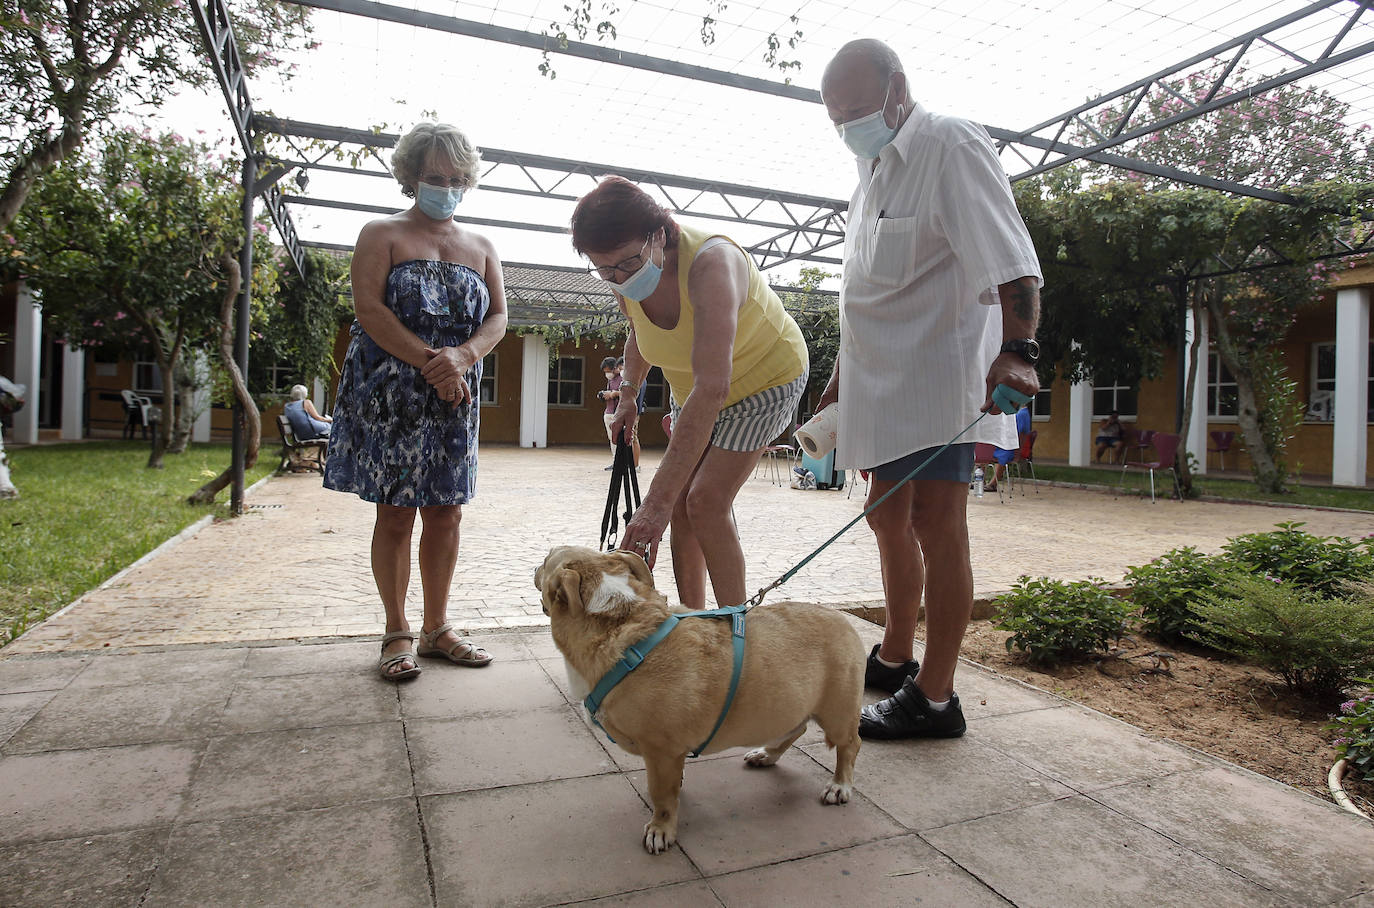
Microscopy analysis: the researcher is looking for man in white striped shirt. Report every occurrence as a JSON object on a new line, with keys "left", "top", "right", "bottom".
{"left": 818, "top": 39, "right": 1042, "bottom": 740}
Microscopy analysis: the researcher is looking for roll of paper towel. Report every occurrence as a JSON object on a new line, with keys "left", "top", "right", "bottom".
{"left": 795, "top": 404, "right": 839, "bottom": 458}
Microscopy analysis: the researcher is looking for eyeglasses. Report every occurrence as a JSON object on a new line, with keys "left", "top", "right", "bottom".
{"left": 420, "top": 173, "right": 466, "bottom": 188}
{"left": 586, "top": 234, "right": 652, "bottom": 283}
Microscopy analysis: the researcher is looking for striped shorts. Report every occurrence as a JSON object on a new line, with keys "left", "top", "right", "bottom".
{"left": 669, "top": 370, "right": 808, "bottom": 453}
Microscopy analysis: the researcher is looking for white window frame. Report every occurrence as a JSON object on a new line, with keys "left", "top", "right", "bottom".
{"left": 1206, "top": 349, "right": 1239, "bottom": 421}
{"left": 549, "top": 355, "right": 585, "bottom": 409}
{"left": 1309, "top": 340, "right": 1374, "bottom": 423}
{"left": 133, "top": 359, "right": 162, "bottom": 395}
{"left": 479, "top": 352, "right": 497, "bottom": 407}
{"left": 1091, "top": 381, "right": 1137, "bottom": 420}
{"left": 266, "top": 362, "right": 296, "bottom": 397}
{"left": 1030, "top": 385, "right": 1051, "bottom": 421}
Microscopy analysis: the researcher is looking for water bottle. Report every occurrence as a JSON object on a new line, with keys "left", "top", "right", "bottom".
{"left": 973, "top": 466, "right": 984, "bottom": 498}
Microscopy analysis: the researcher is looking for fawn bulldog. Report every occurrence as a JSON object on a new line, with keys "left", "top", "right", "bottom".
{"left": 534, "top": 545, "right": 864, "bottom": 854}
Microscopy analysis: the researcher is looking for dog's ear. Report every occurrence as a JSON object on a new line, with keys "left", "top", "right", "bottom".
{"left": 550, "top": 567, "right": 583, "bottom": 615}
{"left": 607, "top": 549, "right": 653, "bottom": 588}
{"left": 582, "top": 563, "right": 638, "bottom": 615}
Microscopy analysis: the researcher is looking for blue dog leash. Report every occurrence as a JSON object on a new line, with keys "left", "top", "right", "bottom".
{"left": 583, "top": 384, "right": 1032, "bottom": 754}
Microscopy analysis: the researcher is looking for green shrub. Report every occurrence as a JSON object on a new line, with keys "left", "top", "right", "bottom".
{"left": 1193, "top": 576, "right": 1374, "bottom": 697}
{"left": 1220, "top": 521, "right": 1374, "bottom": 597}
{"left": 994, "top": 577, "right": 1132, "bottom": 666}
{"left": 1125, "top": 546, "right": 1237, "bottom": 643}
{"left": 1328, "top": 680, "right": 1374, "bottom": 784}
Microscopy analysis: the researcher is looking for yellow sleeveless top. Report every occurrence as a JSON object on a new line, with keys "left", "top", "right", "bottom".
{"left": 624, "top": 225, "right": 808, "bottom": 409}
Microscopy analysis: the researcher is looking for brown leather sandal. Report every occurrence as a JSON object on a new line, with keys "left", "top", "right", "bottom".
{"left": 417, "top": 622, "right": 493, "bottom": 667}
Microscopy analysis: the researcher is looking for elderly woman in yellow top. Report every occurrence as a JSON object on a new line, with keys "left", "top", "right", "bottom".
{"left": 570, "top": 176, "right": 808, "bottom": 610}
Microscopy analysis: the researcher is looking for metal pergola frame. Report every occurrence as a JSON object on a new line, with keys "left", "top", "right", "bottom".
{"left": 192, "top": 0, "right": 1374, "bottom": 510}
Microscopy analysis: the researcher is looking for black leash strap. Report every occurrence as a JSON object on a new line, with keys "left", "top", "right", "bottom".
{"left": 600, "top": 431, "right": 641, "bottom": 551}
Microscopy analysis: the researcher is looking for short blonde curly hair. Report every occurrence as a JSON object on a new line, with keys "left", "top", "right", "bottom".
{"left": 391, "top": 122, "right": 482, "bottom": 198}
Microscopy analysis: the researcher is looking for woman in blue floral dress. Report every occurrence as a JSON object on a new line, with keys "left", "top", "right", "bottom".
{"left": 324, "top": 122, "right": 508, "bottom": 681}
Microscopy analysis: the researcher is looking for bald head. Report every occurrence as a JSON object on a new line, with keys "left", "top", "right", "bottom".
{"left": 821, "top": 39, "right": 911, "bottom": 129}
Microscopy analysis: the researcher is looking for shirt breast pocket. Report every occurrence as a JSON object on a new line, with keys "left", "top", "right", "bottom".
{"left": 867, "top": 215, "right": 918, "bottom": 288}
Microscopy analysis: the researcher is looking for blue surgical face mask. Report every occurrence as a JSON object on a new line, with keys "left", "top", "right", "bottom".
{"left": 607, "top": 241, "right": 663, "bottom": 301}
{"left": 417, "top": 181, "right": 464, "bottom": 220}
{"left": 837, "top": 83, "right": 902, "bottom": 159}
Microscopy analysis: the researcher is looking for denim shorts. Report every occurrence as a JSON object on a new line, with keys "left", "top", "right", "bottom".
{"left": 870, "top": 443, "right": 975, "bottom": 483}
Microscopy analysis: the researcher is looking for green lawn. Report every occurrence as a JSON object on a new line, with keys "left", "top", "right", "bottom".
{"left": 1028, "top": 462, "right": 1374, "bottom": 511}
{"left": 0, "top": 442, "right": 277, "bottom": 644}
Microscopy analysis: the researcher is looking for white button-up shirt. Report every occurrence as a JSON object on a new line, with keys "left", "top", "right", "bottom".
{"left": 837, "top": 101, "right": 1043, "bottom": 471}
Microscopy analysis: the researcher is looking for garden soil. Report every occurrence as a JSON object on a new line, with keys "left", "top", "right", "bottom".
{"left": 950, "top": 619, "right": 1374, "bottom": 815}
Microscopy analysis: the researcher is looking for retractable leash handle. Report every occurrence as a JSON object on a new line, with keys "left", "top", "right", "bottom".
{"left": 737, "top": 383, "right": 1032, "bottom": 610}
{"left": 992, "top": 383, "right": 1033, "bottom": 415}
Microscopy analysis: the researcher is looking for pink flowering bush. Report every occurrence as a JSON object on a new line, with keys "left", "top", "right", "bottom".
{"left": 1328, "top": 681, "right": 1374, "bottom": 782}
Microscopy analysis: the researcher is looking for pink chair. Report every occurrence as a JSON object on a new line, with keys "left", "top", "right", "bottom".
{"left": 1120, "top": 432, "right": 1182, "bottom": 503}
{"left": 1010, "top": 429, "right": 1039, "bottom": 494}
{"left": 1125, "top": 428, "right": 1156, "bottom": 463}
{"left": 1208, "top": 430, "right": 1235, "bottom": 470}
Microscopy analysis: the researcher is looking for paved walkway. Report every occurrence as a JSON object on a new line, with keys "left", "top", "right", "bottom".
{"left": 1, "top": 446, "right": 1371, "bottom": 906}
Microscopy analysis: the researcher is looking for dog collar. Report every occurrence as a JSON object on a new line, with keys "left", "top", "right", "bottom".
{"left": 583, "top": 604, "right": 748, "bottom": 758}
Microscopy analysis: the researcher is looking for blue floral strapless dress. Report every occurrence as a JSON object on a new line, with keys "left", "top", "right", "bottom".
{"left": 323, "top": 260, "right": 490, "bottom": 506}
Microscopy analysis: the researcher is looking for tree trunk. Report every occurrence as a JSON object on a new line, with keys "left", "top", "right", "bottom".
{"left": 1205, "top": 292, "right": 1286, "bottom": 492}
{"left": 1175, "top": 282, "right": 1202, "bottom": 497}
{"left": 188, "top": 255, "right": 260, "bottom": 505}
{"left": 168, "top": 356, "right": 199, "bottom": 455}
{"left": 146, "top": 356, "right": 173, "bottom": 469}
{"left": 0, "top": 124, "right": 84, "bottom": 233}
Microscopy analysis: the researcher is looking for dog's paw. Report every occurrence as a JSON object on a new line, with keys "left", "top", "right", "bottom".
{"left": 743, "top": 747, "right": 782, "bottom": 767}
{"left": 821, "top": 782, "right": 852, "bottom": 805}
{"left": 642, "top": 820, "right": 677, "bottom": 854}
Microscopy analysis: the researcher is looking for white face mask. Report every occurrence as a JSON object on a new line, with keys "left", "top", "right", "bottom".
{"left": 836, "top": 82, "right": 902, "bottom": 159}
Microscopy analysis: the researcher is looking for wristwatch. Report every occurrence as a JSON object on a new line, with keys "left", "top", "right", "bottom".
{"left": 999, "top": 338, "right": 1040, "bottom": 365}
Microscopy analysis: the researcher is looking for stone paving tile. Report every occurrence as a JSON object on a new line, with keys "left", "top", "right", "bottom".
{"left": 242, "top": 640, "right": 380, "bottom": 677}
{"left": 0, "top": 828, "right": 169, "bottom": 908}
{"left": 407, "top": 709, "right": 616, "bottom": 796}
{"left": 804, "top": 733, "right": 1076, "bottom": 830}
{"left": 0, "top": 690, "right": 55, "bottom": 748}
{"left": 706, "top": 835, "right": 1009, "bottom": 907}
{"left": 143, "top": 799, "right": 429, "bottom": 908}
{"left": 0, "top": 654, "right": 89, "bottom": 694}
{"left": 577, "top": 880, "right": 725, "bottom": 906}
{"left": 1091, "top": 767, "right": 1374, "bottom": 905}
{"left": 0, "top": 742, "right": 199, "bottom": 845}
{"left": 397, "top": 657, "right": 568, "bottom": 719}
{"left": 183, "top": 721, "right": 413, "bottom": 821}
{"left": 218, "top": 671, "right": 399, "bottom": 734}
{"left": 66, "top": 648, "right": 248, "bottom": 688}
{"left": 625, "top": 752, "right": 906, "bottom": 877}
{"left": 2, "top": 679, "right": 230, "bottom": 754}
{"left": 970, "top": 704, "right": 1208, "bottom": 792}
{"left": 422, "top": 775, "right": 700, "bottom": 907}
{"left": 926, "top": 795, "right": 1293, "bottom": 908}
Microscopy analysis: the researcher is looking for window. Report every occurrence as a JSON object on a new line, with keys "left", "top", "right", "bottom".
{"left": 479, "top": 353, "right": 497, "bottom": 406}
{"left": 134, "top": 360, "right": 163, "bottom": 395}
{"left": 1031, "top": 386, "right": 1051, "bottom": 420}
{"left": 266, "top": 362, "right": 296, "bottom": 396}
{"left": 1309, "top": 341, "right": 1374, "bottom": 422}
{"left": 549, "top": 356, "right": 584, "bottom": 407}
{"left": 1207, "top": 351, "right": 1238, "bottom": 418}
{"left": 1092, "top": 381, "right": 1136, "bottom": 419}
{"left": 642, "top": 366, "right": 667, "bottom": 411}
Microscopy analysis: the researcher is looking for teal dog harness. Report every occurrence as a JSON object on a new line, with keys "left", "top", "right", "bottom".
{"left": 583, "top": 604, "right": 747, "bottom": 758}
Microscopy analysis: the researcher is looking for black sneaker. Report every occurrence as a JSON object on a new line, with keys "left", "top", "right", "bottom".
{"left": 864, "top": 644, "right": 920, "bottom": 694}
{"left": 858, "top": 679, "right": 966, "bottom": 740}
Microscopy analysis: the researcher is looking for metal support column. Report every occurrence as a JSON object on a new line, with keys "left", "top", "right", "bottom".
{"left": 231, "top": 154, "right": 257, "bottom": 515}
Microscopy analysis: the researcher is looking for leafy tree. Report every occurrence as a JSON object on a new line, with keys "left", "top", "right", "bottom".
{"left": 247, "top": 246, "right": 353, "bottom": 404}
{"left": 9, "top": 128, "right": 280, "bottom": 467}
{"left": 0, "top": 0, "right": 313, "bottom": 231}
{"left": 774, "top": 266, "right": 837, "bottom": 414}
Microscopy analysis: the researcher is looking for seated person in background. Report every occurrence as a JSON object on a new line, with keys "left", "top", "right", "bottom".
{"left": 1094, "top": 410, "right": 1123, "bottom": 462}
{"left": 986, "top": 403, "right": 1031, "bottom": 492}
{"left": 284, "top": 384, "right": 332, "bottom": 440}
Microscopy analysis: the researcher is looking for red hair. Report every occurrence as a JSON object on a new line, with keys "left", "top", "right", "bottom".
{"left": 570, "top": 175, "right": 680, "bottom": 255}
